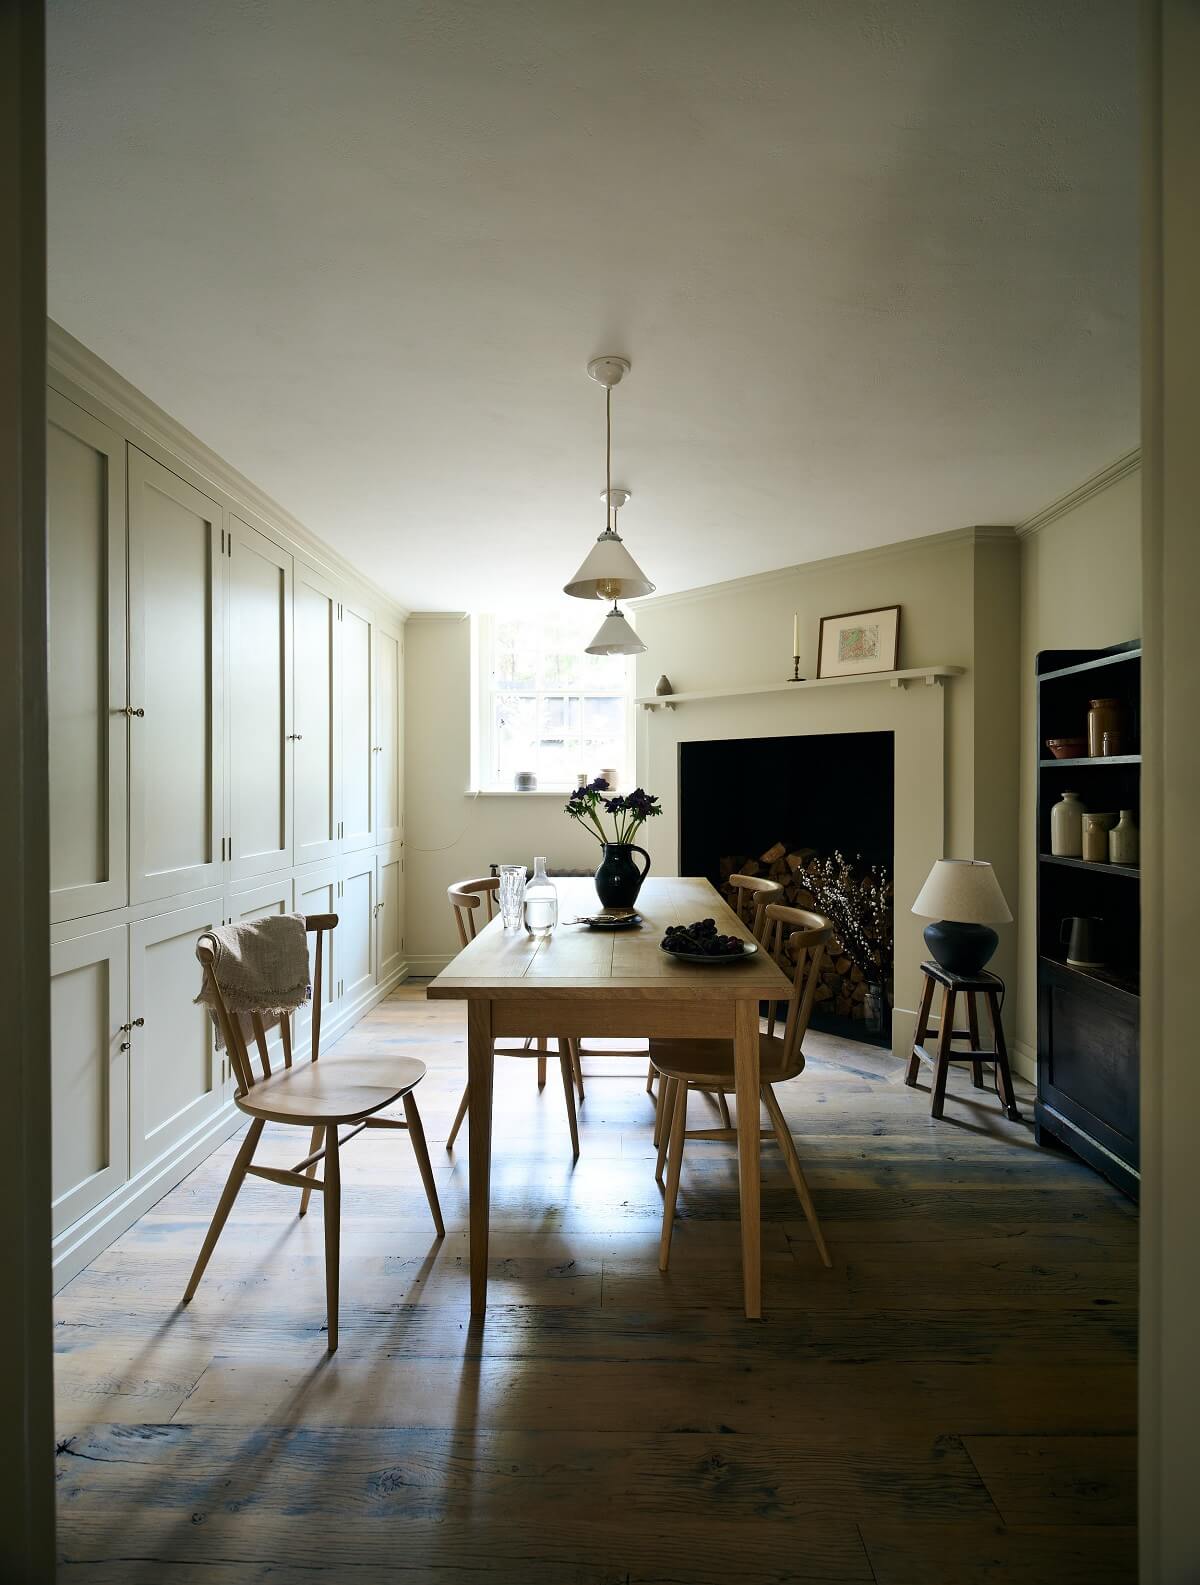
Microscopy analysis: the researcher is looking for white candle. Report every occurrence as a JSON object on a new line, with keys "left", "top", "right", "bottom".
{"left": 792, "top": 612, "right": 800, "bottom": 657}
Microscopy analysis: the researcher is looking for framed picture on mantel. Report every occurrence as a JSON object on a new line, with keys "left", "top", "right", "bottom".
{"left": 817, "top": 605, "right": 901, "bottom": 679}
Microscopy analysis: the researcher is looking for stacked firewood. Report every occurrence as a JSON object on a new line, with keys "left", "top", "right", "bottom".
{"left": 719, "top": 843, "right": 893, "bottom": 1021}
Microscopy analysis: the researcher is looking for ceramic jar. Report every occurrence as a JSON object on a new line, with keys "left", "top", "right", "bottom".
{"left": 1109, "top": 809, "right": 1139, "bottom": 867}
{"left": 1050, "top": 790, "right": 1086, "bottom": 857}
{"left": 1088, "top": 698, "right": 1124, "bottom": 757}
{"left": 1081, "top": 811, "right": 1117, "bottom": 863}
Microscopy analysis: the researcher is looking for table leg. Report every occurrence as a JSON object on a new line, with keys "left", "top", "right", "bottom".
{"left": 987, "top": 989, "right": 1021, "bottom": 1122}
{"left": 733, "top": 997, "right": 762, "bottom": 1320}
{"left": 967, "top": 992, "right": 984, "bottom": 1089}
{"left": 467, "top": 998, "right": 495, "bottom": 1314}
{"left": 906, "top": 972, "right": 936, "bottom": 1086}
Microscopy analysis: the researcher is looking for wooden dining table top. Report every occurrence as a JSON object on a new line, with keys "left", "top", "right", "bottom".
{"left": 427, "top": 875, "right": 794, "bottom": 1000}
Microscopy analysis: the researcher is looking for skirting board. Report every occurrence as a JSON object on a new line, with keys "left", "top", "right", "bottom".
{"left": 51, "top": 963, "right": 411, "bottom": 1291}
{"left": 1012, "top": 1039, "right": 1037, "bottom": 1085}
{"left": 406, "top": 954, "right": 453, "bottom": 977}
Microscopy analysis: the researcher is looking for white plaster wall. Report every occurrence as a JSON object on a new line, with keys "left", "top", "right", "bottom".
{"left": 403, "top": 614, "right": 603, "bottom": 970}
{"left": 1015, "top": 469, "right": 1142, "bottom": 1071}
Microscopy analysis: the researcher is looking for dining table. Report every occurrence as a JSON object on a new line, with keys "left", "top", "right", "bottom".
{"left": 426, "top": 874, "right": 795, "bottom": 1319}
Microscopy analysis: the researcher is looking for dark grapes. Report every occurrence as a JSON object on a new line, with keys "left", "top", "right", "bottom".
{"left": 661, "top": 918, "right": 747, "bottom": 959}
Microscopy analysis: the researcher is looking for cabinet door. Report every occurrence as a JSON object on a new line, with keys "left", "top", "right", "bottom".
{"left": 50, "top": 924, "right": 129, "bottom": 1236}
{"left": 47, "top": 392, "right": 128, "bottom": 923}
{"left": 339, "top": 599, "right": 375, "bottom": 851}
{"left": 294, "top": 861, "right": 338, "bottom": 1053}
{"left": 228, "top": 517, "right": 293, "bottom": 880}
{"left": 129, "top": 897, "right": 223, "bottom": 1173}
{"left": 377, "top": 844, "right": 404, "bottom": 982}
{"left": 374, "top": 622, "right": 403, "bottom": 847}
{"left": 128, "top": 449, "right": 224, "bottom": 903}
{"left": 227, "top": 873, "right": 294, "bottom": 1074}
{"left": 337, "top": 851, "right": 377, "bottom": 1006}
{"left": 293, "top": 560, "right": 340, "bottom": 865}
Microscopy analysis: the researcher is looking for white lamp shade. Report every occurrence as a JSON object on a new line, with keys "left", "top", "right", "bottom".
{"left": 912, "top": 859, "right": 1012, "bottom": 924}
{"left": 585, "top": 606, "right": 646, "bottom": 656}
{"left": 564, "top": 530, "right": 655, "bottom": 601}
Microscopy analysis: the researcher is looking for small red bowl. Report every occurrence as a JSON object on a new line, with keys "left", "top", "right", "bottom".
{"left": 1045, "top": 737, "right": 1087, "bottom": 760}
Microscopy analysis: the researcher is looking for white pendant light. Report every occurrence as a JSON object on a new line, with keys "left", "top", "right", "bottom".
{"left": 564, "top": 357, "right": 655, "bottom": 603}
{"left": 585, "top": 600, "right": 646, "bottom": 656}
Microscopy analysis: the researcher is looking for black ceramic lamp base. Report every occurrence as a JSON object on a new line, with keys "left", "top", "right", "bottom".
{"left": 923, "top": 920, "right": 999, "bottom": 977}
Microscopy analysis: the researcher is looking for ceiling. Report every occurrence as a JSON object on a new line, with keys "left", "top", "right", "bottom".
{"left": 47, "top": 0, "right": 1138, "bottom": 611}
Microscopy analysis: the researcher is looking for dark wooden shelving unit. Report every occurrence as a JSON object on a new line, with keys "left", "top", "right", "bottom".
{"left": 1035, "top": 640, "right": 1140, "bottom": 1200}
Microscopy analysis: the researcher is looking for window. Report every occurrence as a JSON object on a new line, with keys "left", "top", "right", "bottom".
{"left": 473, "top": 610, "right": 635, "bottom": 792}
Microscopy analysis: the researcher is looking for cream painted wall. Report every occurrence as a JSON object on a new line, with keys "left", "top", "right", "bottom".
{"left": 630, "top": 528, "right": 1021, "bottom": 1059}
{"left": 1014, "top": 468, "right": 1142, "bottom": 1073}
{"left": 404, "top": 614, "right": 604, "bottom": 969}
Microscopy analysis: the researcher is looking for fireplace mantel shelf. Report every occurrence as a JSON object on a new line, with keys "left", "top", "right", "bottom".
{"left": 637, "top": 666, "right": 966, "bottom": 710}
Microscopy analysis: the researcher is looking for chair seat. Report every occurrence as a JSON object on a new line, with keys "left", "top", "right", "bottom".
{"left": 236, "top": 1054, "right": 427, "bottom": 1125}
{"left": 649, "top": 1031, "right": 803, "bottom": 1089}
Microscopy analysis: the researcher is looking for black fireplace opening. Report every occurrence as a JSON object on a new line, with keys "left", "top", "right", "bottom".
{"left": 679, "top": 731, "right": 895, "bottom": 1046}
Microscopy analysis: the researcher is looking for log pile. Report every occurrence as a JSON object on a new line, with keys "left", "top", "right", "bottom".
{"left": 719, "top": 844, "right": 893, "bottom": 1023}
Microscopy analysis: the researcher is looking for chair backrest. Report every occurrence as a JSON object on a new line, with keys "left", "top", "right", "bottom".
{"left": 448, "top": 877, "right": 499, "bottom": 948}
{"left": 761, "top": 903, "right": 834, "bottom": 1068}
{"left": 728, "top": 873, "right": 784, "bottom": 942}
{"left": 195, "top": 913, "right": 337, "bottom": 1099}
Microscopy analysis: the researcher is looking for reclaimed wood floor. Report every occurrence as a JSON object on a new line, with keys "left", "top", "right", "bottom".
{"left": 55, "top": 985, "right": 1137, "bottom": 1583}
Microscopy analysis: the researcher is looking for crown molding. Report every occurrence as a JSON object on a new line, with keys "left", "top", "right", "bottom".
{"left": 46, "top": 320, "right": 409, "bottom": 622}
{"left": 628, "top": 524, "right": 1016, "bottom": 615}
{"left": 405, "top": 610, "right": 469, "bottom": 622}
{"left": 1016, "top": 449, "right": 1142, "bottom": 539}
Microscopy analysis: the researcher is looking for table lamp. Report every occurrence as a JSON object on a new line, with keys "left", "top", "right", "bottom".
{"left": 912, "top": 859, "right": 1012, "bottom": 976}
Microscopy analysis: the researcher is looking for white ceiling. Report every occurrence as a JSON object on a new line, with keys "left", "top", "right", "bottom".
{"left": 47, "top": 0, "right": 1138, "bottom": 611}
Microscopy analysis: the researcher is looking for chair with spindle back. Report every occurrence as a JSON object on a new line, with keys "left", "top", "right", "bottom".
{"left": 649, "top": 873, "right": 784, "bottom": 1142}
{"left": 649, "top": 903, "right": 836, "bottom": 1283}
{"left": 184, "top": 912, "right": 444, "bottom": 1352}
{"left": 445, "top": 879, "right": 582, "bottom": 1156}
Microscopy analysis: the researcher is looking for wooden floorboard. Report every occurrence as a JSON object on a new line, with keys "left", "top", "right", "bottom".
{"left": 55, "top": 985, "right": 1137, "bottom": 1582}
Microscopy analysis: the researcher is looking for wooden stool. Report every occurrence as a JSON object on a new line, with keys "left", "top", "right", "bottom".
{"left": 905, "top": 961, "right": 1020, "bottom": 1122}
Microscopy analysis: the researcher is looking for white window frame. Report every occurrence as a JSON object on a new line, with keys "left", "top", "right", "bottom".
{"left": 470, "top": 612, "right": 636, "bottom": 794}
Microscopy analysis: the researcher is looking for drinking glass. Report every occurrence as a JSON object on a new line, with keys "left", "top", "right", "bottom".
{"left": 498, "top": 864, "right": 527, "bottom": 931}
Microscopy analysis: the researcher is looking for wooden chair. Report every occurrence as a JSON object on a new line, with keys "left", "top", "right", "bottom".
{"left": 650, "top": 873, "right": 784, "bottom": 1139}
{"left": 650, "top": 904, "right": 836, "bottom": 1280}
{"left": 445, "top": 879, "right": 582, "bottom": 1156}
{"left": 184, "top": 913, "right": 444, "bottom": 1352}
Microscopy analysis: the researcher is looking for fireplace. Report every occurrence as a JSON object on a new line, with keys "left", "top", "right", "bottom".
{"left": 679, "top": 730, "right": 895, "bottom": 1045}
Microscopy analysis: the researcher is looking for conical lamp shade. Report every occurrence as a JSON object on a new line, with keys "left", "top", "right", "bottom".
{"left": 564, "top": 530, "right": 655, "bottom": 601}
{"left": 585, "top": 605, "right": 646, "bottom": 656}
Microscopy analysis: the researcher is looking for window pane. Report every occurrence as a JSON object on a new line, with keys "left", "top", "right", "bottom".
{"left": 494, "top": 693, "right": 537, "bottom": 785}
{"left": 492, "top": 625, "right": 537, "bottom": 690}
{"left": 538, "top": 695, "right": 580, "bottom": 786}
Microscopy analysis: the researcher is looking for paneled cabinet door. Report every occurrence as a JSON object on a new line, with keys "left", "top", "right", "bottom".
{"left": 129, "top": 897, "right": 223, "bottom": 1174}
{"left": 228, "top": 517, "right": 293, "bottom": 879}
{"left": 128, "top": 449, "right": 224, "bottom": 903}
{"left": 50, "top": 924, "right": 130, "bottom": 1237}
{"left": 293, "top": 560, "right": 340, "bottom": 865}
{"left": 374, "top": 622, "right": 403, "bottom": 847}
{"left": 294, "top": 861, "right": 339, "bottom": 1055}
{"left": 226, "top": 872, "right": 294, "bottom": 1078}
{"left": 47, "top": 391, "right": 128, "bottom": 923}
{"left": 377, "top": 843, "right": 404, "bottom": 983}
{"left": 339, "top": 599, "right": 375, "bottom": 851}
{"left": 337, "top": 850, "right": 377, "bottom": 1007}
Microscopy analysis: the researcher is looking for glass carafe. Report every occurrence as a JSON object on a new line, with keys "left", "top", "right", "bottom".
{"left": 523, "top": 856, "right": 558, "bottom": 940}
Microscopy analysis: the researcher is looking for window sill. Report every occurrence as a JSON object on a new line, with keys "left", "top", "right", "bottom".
{"left": 465, "top": 787, "right": 578, "bottom": 798}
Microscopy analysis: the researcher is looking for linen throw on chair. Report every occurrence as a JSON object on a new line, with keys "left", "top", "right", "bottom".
{"left": 194, "top": 913, "right": 310, "bottom": 1048}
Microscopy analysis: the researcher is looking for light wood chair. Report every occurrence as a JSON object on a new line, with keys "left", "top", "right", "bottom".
{"left": 650, "top": 903, "right": 836, "bottom": 1280}
{"left": 650, "top": 873, "right": 784, "bottom": 1138}
{"left": 445, "top": 879, "right": 582, "bottom": 1156}
{"left": 184, "top": 913, "right": 444, "bottom": 1352}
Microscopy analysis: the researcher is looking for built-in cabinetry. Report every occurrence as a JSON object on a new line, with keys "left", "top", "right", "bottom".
{"left": 47, "top": 374, "right": 408, "bottom": 1287}
{"left": 1035, "top": 641, "right": 1140, "bottom": 1199}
